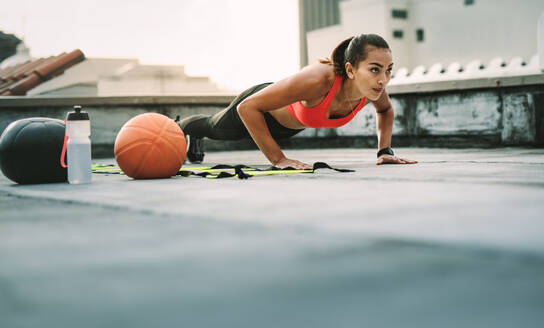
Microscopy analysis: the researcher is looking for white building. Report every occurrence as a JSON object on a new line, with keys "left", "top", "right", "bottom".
{"left": 306, "top": 0, "right": 544, "bottom": 71}
{"left": 28, "top": 58, "right": 224, "bottom": 96}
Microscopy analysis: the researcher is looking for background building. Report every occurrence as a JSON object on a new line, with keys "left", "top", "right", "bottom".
{"left": 28, "top": 58, "right": 224, "bottom": 96}
{"left": 301, "top": 0, "right": 544, "bottom": 71}
{"left": 0, "top": 31, "right": 225, "bottom": 97}
{"left": 298, "top": 0, "right": 343, "bottom": 68}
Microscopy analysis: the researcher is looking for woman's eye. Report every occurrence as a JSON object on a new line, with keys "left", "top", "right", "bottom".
{"left": 386, "top": 69, "right": 392, "bottom": 74}
{"left": 370, "top": 68, "right": 379, "bottom": 73}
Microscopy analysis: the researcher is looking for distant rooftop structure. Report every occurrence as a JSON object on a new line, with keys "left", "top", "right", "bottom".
{"left": 0, "top": 49, "right": 85, "bottom": 96}
{"left": 0, "top": 50, "right": 225, "bottom": 97}
{"left": 388, "top": 55, "right": 541, "bottom": 90}
{"left": 25, "top": 58, "right": 225, "bottom": 97}
{"left": 95, "top": 61, "right": 223, "bottom": 96}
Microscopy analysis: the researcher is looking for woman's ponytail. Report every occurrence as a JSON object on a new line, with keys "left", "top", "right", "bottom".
{"left": 330, "top": 37, "right": 354, "bottom": 79}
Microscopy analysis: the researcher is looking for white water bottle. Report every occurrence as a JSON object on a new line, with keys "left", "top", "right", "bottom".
{"left": 66, "top": 106, "right": 92, "bottom": 184}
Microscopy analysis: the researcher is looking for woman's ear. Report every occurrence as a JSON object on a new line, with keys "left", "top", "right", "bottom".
{"left": 345, "top": 62, "right": 355, "bottom": 79}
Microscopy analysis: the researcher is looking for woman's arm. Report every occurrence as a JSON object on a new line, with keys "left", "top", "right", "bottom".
{"left": 373, "top": 91, "right": 417, "bottom": 165}
{"left": 237, "top": 66, "right": 332, "bottom": 169}
{"left": 374, "top": 90, "right": 394, "bottom": 150}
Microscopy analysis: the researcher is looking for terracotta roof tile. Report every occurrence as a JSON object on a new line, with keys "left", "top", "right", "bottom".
{"left": 0, "top": 62, "right": 27, "bottom": 81}
{"left": 0, "top": 49, "right": 85, "bottom": 96}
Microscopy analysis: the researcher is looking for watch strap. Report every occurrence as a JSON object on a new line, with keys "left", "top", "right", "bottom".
{"left": 377, "top": 147, "right": 394, "bottom": 158}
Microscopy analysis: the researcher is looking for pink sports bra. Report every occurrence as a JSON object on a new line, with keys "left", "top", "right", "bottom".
{"left": 286, "top": 75, "right": 367, "bottom": 128}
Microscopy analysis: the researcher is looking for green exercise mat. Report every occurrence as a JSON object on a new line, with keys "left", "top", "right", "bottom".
{"left": 92, "top": 162, "right": 354, "bottom": 179}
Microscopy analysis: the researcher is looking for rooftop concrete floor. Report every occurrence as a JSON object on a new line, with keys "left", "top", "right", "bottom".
{"left": 1, "top": 147, "right": 544, "bottom": 328}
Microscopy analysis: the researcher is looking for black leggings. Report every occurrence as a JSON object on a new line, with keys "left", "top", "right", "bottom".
{"left": 179, "top": 82, "right": 305, "bottom": 140}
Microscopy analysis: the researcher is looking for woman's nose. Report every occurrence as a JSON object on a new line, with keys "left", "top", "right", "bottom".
{"left": 378, "top": 72, "right": 389, "bottom": 85}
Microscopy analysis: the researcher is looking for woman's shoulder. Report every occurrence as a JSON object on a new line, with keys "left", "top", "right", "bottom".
{"left": 298, "top": 62, "right": 337, "bottom": 93}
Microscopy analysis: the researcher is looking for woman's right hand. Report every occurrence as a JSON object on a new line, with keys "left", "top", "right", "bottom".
{"left": 274, "top": 157, "right": 313, "bottom": 170}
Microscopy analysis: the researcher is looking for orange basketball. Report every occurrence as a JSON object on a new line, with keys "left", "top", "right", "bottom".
{"left": 114, "top": 113, "right": 186, "bottom": 179}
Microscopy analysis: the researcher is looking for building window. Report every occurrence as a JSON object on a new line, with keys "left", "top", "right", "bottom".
{"left": 393, "top": 30, "right": 404, "bottom": 39}
{"left": 464, "top": 0, "right": 474, "bottom": 5}
{"left": 391, "top": 9, "right": 408, "bottom": 19}
{"left": 416, "top": 29, "right": 424, "bottom": 42}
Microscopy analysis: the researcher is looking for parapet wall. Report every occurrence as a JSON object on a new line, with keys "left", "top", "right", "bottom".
{"left": 0, "top": 59, "right": 543, "bottom": 157}
{"left": 0, "top": 96, "right": 232, "bottom": 157}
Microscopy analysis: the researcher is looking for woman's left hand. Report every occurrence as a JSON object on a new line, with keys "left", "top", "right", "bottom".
{"left": 376, "top": 154, "right": 418, "bottom": 165}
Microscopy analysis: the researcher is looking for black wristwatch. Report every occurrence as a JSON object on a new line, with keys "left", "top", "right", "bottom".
{"left": 377, "top": 147, "right": 394, "bottom": 158}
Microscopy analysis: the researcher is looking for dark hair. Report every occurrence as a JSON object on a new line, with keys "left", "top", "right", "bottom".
{"left": 319, "top": 34, "right": 390, "bottom": 79}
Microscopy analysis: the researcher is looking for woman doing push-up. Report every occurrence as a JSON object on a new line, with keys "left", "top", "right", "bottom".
{"left": 178, "top": 33, "right": 417, "bottom": 169}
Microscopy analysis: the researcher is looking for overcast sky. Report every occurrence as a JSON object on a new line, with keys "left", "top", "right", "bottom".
{"left": 0, "top": 0, "right": 300, "bottom": 91}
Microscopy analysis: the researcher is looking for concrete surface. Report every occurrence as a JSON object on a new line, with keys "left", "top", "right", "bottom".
{"left": 1, "top": 147, "right": 544, "bottom": 328}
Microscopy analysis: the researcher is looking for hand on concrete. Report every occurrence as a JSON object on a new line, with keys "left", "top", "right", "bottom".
{"left": 376, "top": 154, "right": 418, "bottom": 165}
{"left": 274, "top": 157, "right": 313, "bottom": 170}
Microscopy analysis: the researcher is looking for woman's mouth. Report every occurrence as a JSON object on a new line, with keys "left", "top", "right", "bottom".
{"left": 373, "top": 88, "right": 383, "bottom": 94}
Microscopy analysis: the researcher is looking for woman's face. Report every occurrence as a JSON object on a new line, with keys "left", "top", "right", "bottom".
{"left": 346, "top": 46, "right": 393, "bottom": 101}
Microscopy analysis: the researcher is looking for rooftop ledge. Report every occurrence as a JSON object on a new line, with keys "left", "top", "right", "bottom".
{"left": 0, "top": 94, "right": 237, "bottom": 107}
{"left": 387, "top": 73, "right": 544, "bottom": 94}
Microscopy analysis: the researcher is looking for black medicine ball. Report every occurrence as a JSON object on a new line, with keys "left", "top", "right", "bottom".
{"left": 0, "top": 117, "right": 67, "bottom": 184}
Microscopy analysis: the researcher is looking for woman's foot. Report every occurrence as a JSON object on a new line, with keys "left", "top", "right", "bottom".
{"left": 186, "top": 135, "right": 205, "bottom": 164}
{"left": 177, "top": 115, "right": 209, "bottom": 164}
